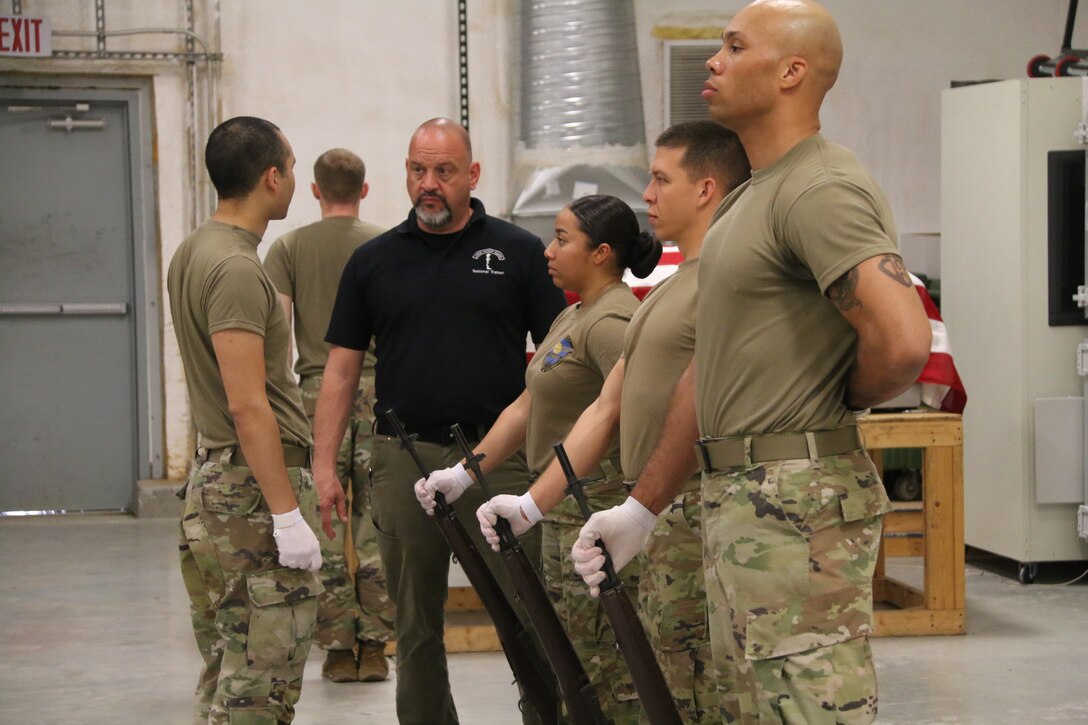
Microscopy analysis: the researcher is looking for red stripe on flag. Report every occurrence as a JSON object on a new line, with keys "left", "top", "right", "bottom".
{"left": 913, "top": 282, "right": 967, "bottom": 413}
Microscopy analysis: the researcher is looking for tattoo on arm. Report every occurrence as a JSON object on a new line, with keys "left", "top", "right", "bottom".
{"left": 877, "top": 254, "right": 913, "bottom": 287}
{"left": 830, "top": 254, "right": 912, "bottom": 312}
{"left": 828, "top": 267, "right": 861, "bottom": 312}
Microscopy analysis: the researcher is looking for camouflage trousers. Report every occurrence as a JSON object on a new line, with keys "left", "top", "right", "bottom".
{"left": 544, "top": 477, "right": 641, "bottom": 725}
{"left": 701, "top": 449, "right": 892, "bottom": 724}
{"left": 178, "top": 451, "right": 325, "bottom": 725}
{"left": 299, "top": 375, "right": 394, "bottom": 651}
{"left": 637, "top": 477, "right": 721, "bottom": 724}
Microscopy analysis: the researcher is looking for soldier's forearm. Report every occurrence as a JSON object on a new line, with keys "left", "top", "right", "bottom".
{"left": 471, "top": 390, "right": 530, "bottom": 479}
{"left": 630, "top": 359, "right": 698, "bottom": 515}
{"left": 313, "top": 347, "right": 364, "bottom": 473}
{"left": 233, "top": 402, "right": 298, "bottom": 515}
{"left": 530, "top": 396, "right": 617, "bottom": 514}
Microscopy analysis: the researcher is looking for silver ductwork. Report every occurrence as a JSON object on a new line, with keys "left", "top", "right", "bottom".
{"left": 511, "top": 0, "right": 649, "bottom": 242}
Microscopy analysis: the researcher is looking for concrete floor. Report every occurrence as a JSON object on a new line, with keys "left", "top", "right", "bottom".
{"left": 1, "top": 515, "right": 1086, "bottom": 724}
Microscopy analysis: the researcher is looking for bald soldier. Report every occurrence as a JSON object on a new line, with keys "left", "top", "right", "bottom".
{"left": 264, "top": 148, "right": 395, "bottom": 683}
{"left": 570, "top": 2, "right": 932, "bottom": 723}
{"left": 312, "top": 118, "right": 566, "bottom": 724}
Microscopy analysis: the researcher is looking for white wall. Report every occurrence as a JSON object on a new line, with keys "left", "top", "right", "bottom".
{"left": 635, "top": 0, "right": 1083, "bottom": 235}
{"left": 2, "top": 0, "right": 1084, "bottom": 478}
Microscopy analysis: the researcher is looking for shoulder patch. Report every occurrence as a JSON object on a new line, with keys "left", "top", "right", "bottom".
{"left": 539, "top": 335, "right": 574, "bottom": 372}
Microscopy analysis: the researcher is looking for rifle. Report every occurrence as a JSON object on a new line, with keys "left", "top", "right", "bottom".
{"left": 383, "top": 410, "right": 557, "bottom": 723}
{"left": 450, "top": 424, "right": 607, "bottom": 725}
{"left": 553, "top": 442, "right": 682, "bottom": 725}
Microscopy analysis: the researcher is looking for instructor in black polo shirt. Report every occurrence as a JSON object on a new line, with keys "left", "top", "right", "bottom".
{"left": 312, "top": 117, "right": 566, "bottom": 725}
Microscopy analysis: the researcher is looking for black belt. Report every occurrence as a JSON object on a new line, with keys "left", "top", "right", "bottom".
{"left": 202, "top": 444, "right": 312, "bottom": 468}
{"left": 695, "top": 426, "right": 861, "bottom": 472}
{"left": 374, "top": 419, "right": 488, "bottom": 446}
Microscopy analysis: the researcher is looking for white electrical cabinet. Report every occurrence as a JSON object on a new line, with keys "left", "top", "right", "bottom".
{"left": 942, "top": 78, "right": 1088, "bottom": 569}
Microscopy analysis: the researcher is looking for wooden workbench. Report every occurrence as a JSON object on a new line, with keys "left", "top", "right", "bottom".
{"left": 439, "top": 410, "right": 966, "bottom": 651}
{"left": 859, "top": 411, "right": 966, "bottom": 636}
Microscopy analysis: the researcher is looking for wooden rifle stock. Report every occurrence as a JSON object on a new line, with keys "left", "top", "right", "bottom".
{"left": 451, "top": 425, "right": 607, "bottom": 725}
{"left": 553, "top": 442, "right": 682, "bottom": 725}
{"left": 383, "top": 411, "right": 557, "bottom": 723}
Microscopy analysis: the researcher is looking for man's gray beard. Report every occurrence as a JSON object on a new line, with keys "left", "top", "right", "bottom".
{"left": 415, "top": 203, "right": 452, "bottom": 229}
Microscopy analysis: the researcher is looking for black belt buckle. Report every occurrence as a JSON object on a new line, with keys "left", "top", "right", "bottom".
{"left": 438, "top": 425, "right": 457, "bottom": 445}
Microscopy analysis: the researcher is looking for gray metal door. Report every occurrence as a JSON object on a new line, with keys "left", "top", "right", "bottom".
{"left": 0, "top": 95, "right": 137, "bottom": 511}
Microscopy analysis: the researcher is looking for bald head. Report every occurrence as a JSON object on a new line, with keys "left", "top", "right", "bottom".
{"left": 744, "top": 0, "right": 842, "bottom": 94}
{"left": 405, "top": 117, "right": 480, "bottom": 233}
{"left": 409, "top": 117, "right": 473, "bottom": 163}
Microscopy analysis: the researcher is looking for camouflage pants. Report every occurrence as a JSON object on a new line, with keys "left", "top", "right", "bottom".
{"left": 701, "top": 450, "right": 891, "bottom": 724}
{"left": 544, "top": 478, "right": 641, "bottom": 725}
{"left": 299, "top": 375, "right": 394, "bottom": 651}
{"left": 178, "top": 452, "right": 325, "bottom": 725}
{"left": 637, "top": 478, "right": 721, "bottom": 724}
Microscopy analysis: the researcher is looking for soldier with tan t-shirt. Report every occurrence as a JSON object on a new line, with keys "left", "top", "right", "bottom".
{"left": 168, "top": 116, "right": 323, "bottom": 725}
{"left": 483, "top": 121, "right": 750, "bottom": 723}
{"left": 418, "top": 194, "right": 661, "bottom": 722}
{"left": 264, "top": 148, "right": 394, "bottom": 684}
{"left": 527, "top": 280, "right": 643, "bottom": 719}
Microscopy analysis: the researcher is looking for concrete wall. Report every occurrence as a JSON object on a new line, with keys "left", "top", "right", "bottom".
{"left": 1, "top": 0, "right": 1083, "bottom": 479}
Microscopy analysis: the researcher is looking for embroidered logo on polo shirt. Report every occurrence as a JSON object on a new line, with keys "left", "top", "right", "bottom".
{"left": 540, "top": 336, "right": 573, "bottom": 371}
{"left": 471, "top": 248, "right": 506, "bottom": 275}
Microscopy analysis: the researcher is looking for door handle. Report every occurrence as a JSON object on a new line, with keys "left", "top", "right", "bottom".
{"left": 47, "top": 116, "right": 106, "bottom": 133}
{"left": 0, "top": 303, "right": 127, "bottom": 315}
{"left": 60, "top": 303, "right": 128, "bottom": 315}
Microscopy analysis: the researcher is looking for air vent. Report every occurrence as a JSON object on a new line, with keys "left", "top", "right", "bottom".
{"left": 664, "top": 40, "right": 719, "bottom": 126}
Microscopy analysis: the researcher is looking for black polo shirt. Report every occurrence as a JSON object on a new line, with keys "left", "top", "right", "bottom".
{"left": 326, "top": 198, "right": 567, "bottom": 428}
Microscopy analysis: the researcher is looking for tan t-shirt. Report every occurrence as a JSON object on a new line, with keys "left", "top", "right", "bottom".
{"left": 620, "top": 258, "right": 698, "bottom": 479}
{"left": 524, "top": 283, "right": 638, "bottom": 475}
{"left": 696, "top": 134, "right": 900, "bottom": 438}
{"left": 167, "top": 220, "right": 311, "bottom": 450}
{"left": 264, "top": 216, "right": 384, "bottom": 379}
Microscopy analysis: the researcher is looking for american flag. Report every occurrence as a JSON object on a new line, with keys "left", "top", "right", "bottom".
{"left": 911, "top": 273, "right": 967, "bottom": 414}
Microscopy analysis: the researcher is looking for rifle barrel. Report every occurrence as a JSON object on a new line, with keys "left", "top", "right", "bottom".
{"left": 382, "top": 411, "right": 559, "bottom": 722}
{"left": 552, "top": 441, "right": 682, "bottom": 725}
{"left": 451, "top": 425, "right": 606, "bottom": 725}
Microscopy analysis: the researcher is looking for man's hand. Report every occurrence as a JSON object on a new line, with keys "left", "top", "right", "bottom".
{"left": 311, "top": 346, "right": 363, "bottom": 538}
{"left": 271, "top": 507, "right": 322, "bottom": 571}
{"left": 476, "top": 492, "right": 543, "bottom": 551}
{"left": 570, "top": 497, "right": 656, "bottom": 597}
{"left": 314, "top": 468, "right": 347, "bottom": 539}
{"left": 414, "top": 463, "right": 473, "bottom": 514}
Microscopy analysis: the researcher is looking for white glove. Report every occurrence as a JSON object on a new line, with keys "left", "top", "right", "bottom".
{"left": 476, "top": 492, "right": 544, "bottom": 552}
{"left": 571, "top": 497, "right": 656, "bottom": 597}
{"left": 271, "top": 507, "right": 322, "bottom": 571}
{"left": 414, "top": 462, "right": 474, "bottom": 515}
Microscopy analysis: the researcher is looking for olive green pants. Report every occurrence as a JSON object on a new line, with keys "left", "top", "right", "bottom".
{"left": 369, "top": 435, "right": 549, "bottom": 725}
